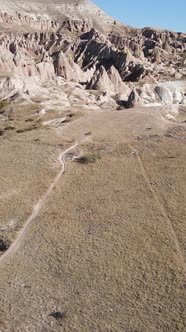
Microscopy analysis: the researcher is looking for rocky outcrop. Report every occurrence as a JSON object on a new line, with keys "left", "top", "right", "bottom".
{"left": 126, "top": 89, "right": 138, "bottom": 108}
{"left": 155, "top": 86, "right": 174, "bottom": 104}
{"left": 0, "top": 0, "right": 118, "bottom": 33}
{"left": 108, "top": 66, "right": 130, "bottom": 94}
{"left": 74, "top": 38, "right": 146, "bottom": 83}
{"left": 54, "top": 51, "right": 84, "bottom": 82}
{"left": 36, "top": 54, "right": 55, "bottom": 81}
{"left": 109, "top": 27, "right": 186, "bottom": 82}
{"left": 0, "top": 0, "right": 185, "bottom": 109}
{"left": 59, "top": 19, "right": 92, "bottom": 34}
{"left": 0, "top": 33, "right": 55, "bottom": 99}
{"left": 87, "top": 64, "right": 131, "bottom": 96}
{"left": 135, "top": 81, "right": 186, "bottom": 106}
{"left": 155, "top": 83, "right": 185, "bottom": 105}
{"left": 117, "top": 89, "right": 140, "bottom": 109}
{"left": 88, "top": 66, "right": 115, "bottom": 93}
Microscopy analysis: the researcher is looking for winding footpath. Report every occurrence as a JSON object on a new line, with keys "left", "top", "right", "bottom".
{"left": 120, "top": 134, "right": 186, "bottom": 274}
{"left": 0, "top": 143, "right": 78, "bottom": 264}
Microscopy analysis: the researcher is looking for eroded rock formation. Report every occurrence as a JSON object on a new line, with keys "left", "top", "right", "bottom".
{"left": 0, "top": 1, "right": 185, "bottom": 108}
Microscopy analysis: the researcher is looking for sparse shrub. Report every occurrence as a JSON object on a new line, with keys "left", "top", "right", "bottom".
{"left": 16, "top": 129, "right": 25, "bottom": 133}
{"left": 49, "top": 311, "right": 66, "bottom": 320}
{"left": 0, "top": 100, "right": 9, "bottom": 109}
{"left": 16, "top": 125, "right": 37, "bottom": 133}
{"left": 75, "top": 152, "right": 101, "bottom": 164}
{"left": 68, "top": 113, "right": 74, "bottom": 118}
{"left": 4, "top": 126, "right": 15, "bottom": 131}
{"left": 25, "top": 118, "right": 34, "bottom": 122}
{"left": 0, "top": 237, "right": 10, "bottom": 252}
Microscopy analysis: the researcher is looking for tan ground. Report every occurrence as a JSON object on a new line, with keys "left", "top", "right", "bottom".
{"left": 0, "top": 107, "right": 186, "bottom": 331}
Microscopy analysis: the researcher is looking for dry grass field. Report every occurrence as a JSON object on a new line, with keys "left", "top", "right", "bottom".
{"left": 0, "top": 108, "right": 186, "bottom": 331}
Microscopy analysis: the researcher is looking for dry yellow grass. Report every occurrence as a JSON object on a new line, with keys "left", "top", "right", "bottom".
{"left": 0, "top": 109, "right": 186, "bottom": 331}
{"left": 0, "top": 103, "right": 71, "bottom": 243}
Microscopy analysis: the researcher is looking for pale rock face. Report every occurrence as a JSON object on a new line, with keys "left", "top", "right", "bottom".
{"left": 108, "top": 66, "right": 130, "bottom": 95}
{"left": 136, "top": 81, "right": 186, "bottom": 106}
{"left": 54, "top": 51, "right": 84, "bottom": 82}
{"left": 14, "top": 54, "right": 38, "bottom": 78}
{"left": 162, "top": 105, "right": 180, "bottom": 120}
{"left": 96, "top": 92, "right": 117, "bottom": 110}
{"left": 0, "top": 76, "right": 24, "bottom": 99}
{"left": 0, "top": 37, "right": 55, "bottom": 98}
{"left": 155, "top": 86, "right": 174, "bottom": 104}
{"left": 88, "top": 66, "right": 115, "bottom": 94}
{"left": 154, "top": 82, "right": 186, "bottom": 105}
{"left": 0, "top": 47, "right": 15, "bottom": 74}
{"left": 139, "top": 84, "right": 159, "bottom": 104}
{"left": 36, "top": 61, "right": 55, "bottom": 81}
{"left": 175, "top": 72, "right": 183, "bottom": 80}
{"left": 0, "top": 75, "right": 43, "bottom": 99}
{"left": 84, "top": 65, "right": 96, "bottom": 83}
{"left": 173, "top": 90, "right": 184, "bottom": 104}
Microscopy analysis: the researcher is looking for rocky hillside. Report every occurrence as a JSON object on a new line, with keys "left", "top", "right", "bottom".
{"left": 0, "top": 0, "right": 186, "bottom": 109}
{"left": 0, "top": 0, "right": 122, "bottom": 33}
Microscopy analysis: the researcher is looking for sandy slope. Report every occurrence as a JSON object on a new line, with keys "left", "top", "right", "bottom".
{"left": 0, "top": 143, "right": 77, "bottom": 265}
{"left": 0, "top": 109, "right": 185, "bottom": 332}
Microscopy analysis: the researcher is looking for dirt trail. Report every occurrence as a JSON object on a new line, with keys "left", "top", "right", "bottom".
{"left": 0, "top": 143, "right": 77, "bottom": 264}
{"left": 120, "top": 134, "right": 186, "bottom": 273}
{"left": 0, "top": 112, "right": 92, "bottom": 265}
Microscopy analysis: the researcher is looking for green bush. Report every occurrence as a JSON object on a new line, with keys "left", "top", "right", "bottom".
{"left": 75, "top": 152, "right": 101, "bottom": 164}
{"left": 0, "top": 100, "right": 9, "bottom": 109}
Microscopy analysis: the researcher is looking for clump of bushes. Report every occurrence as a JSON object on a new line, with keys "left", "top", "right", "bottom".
{"left": 0, "top": 237, "right": 10, "bottom": 252}
{"left": 0, "top": 100, "right": 9, "bottom": 110}
{"left": 49, "top": 311, "right": 66, "bottom": 320}
{"left": 16, "top": 125, "right": 37, "bottom": 133}
{"left": 75, "top": 152, "right": 101, "bottom": 164}
{"left": 4, "top": 126, "right": 15, "bottom": 131}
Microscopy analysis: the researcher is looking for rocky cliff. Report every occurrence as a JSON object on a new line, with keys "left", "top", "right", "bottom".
{"left": 0, "top": 0, "right": 186, "bottom": 108}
